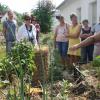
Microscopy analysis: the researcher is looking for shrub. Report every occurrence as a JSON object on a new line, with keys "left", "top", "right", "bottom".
{"left": 48, "top": 40, "right": 63, "bottom": 81}
{"left": 92, "top": 56, "right": 100, "bottom": 67}
{"left": 0, "top": 41, "right": 36, "bottom": 99}
{"left": 0, "top": 41, "right": 36, "bottom": 81}
{"left": 92, "top": 56, "right": 100, "bottom": 79}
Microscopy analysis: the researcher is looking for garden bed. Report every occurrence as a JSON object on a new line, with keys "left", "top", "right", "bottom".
{"left": 0, "top": 36, "right": 100, "bottom": 99}
{"left": 32, "top": 46, "right": 49, "bottom": 86}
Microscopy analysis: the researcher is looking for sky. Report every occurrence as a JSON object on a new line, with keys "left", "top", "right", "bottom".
{"left": 0, "top": 0, "right": 64, "bottom": 13}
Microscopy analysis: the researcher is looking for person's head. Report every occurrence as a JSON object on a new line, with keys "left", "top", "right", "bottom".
{"left": 31, "top": 15, "right": 37, "bottom": 25}
{"left": 56, "top": 16, "right": 64, "bottom": 24}
{"left": 82, "top": 19, "right": 89, "bottom": 27}
{"left": 7, "top": 10, "right": 14, "bottom": 20}
{"left": 70, "top": 13, "right": 78, "bottom": 25}
{"left": 23, "top": 14, "right": 31, "bottom": 25}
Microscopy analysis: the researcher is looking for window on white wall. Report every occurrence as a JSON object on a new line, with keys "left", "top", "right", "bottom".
{"left": 77, "top": 7, "right": 81, "bottom": 23}
{"left": 92, "top": 2, "right": 97, "bottom": 25}
{"left": 89, "top": 1, "right": 97, "bottom": 26}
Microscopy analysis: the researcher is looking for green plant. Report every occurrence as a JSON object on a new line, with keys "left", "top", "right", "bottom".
{"left": 0, "top": 42, "right": 35, "bottom": 80}
{"left": 48, "top": 40, "right": 63, "bottom": 100}
{"left": 0, "top": 41, "right": 36, "bottom": 99}
{"left": 14, "top": 11, "right": 23, "bottom": 26}
{"left": 97, "top": 83, "right": 100, "bottom": 89}
{"left": 10, "top": 41, "right": 36, "bottom": 75}
{"left": 60, "top": 80, "right": 70, "bottom": 100}
{"left": 0, "top": 3, "right": 9, "bottom": 13}
{"left": 40, "top": 34, "right": 51, "bottom": 45}
{"left": 92, "top": 56, "right": 100, "bottom": 67}
{"left": 32, "top": 0, "right": 55, "bottom": 34}
{"left": 0, "top": 46, "right": 6, "bottom": 59}
{"left": 0, "top": 22, "right": 3, "bottom": 32}
{"left": 49, "top": 47, "right": 63, "bottom": 81}
{"left": 92, "top": 56, "right": 100, "bottom": 79}
{"left": 0, "top": 57, "right": 15, "bottom": 81}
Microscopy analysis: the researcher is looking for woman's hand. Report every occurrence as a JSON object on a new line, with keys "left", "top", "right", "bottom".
{"left": 34, "top": 45, "right": 39, "bottom": 51}
{"left": 80, "top": 34, "right": 89, "bottom": 39}
{"left": 69, "top": 44, "right": 79, "bottom": 51}
{"left": 66, "top": 34, "right": 70, "bottom": 37}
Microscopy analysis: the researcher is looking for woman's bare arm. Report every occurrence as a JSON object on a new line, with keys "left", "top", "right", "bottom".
{"left": 70, "top": 32, "right": 100, "bottom": 50}
{"left": 93, "top": 32, "right": 100, "bottom": 42}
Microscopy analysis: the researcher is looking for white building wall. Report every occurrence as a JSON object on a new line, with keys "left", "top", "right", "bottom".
{"left": 97, "top": 0, "right": 100, "bottom": 22}
{"left": 55, "top": 0, "right": 100, "bottom": 26}
{"left": 59, "top": 0, "right": 82, "bottom": 23}
{"left": 81, "top": 0, "right": 89, "bottom": 20}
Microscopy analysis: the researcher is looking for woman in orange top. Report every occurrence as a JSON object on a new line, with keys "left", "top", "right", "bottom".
{"left": 66, "top": 14, "right": 81, "bottom": 64}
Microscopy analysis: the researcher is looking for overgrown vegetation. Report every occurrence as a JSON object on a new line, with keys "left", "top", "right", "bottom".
{"left": 0, "top": 41, "right": 36, "bottom": 99}
{"left": 0, "top": 34, "right": 100, "bottom": 99}
{"left": 0, "top": 41, "right": 35, "bottom": 80}
{"left": 92, "top": 56, "right": 100, "bottom": 79}
{"left": 40, "top": 33, "right": 53, "bottom": 45}
{"left": 49, "top": 48, "right": 63, "bottom": 81}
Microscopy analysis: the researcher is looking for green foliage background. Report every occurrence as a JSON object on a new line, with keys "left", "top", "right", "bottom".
{"left": 31, "top": 0, "right": 55, "bottom": 34}
{"left": 0, "top": 3, "right": 9, "bottom": 13}
{"left": 0, "top": 42, "right": 36, "bottom": 81}
{"left": 14, "top": 11, "right": 23, "bottom": 26}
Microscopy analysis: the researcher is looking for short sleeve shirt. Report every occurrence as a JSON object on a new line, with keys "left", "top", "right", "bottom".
{"left": 91, "top": 23, "right": 100, "bottom": 46}
{"left": 91, "top": 23, "right": 100, "bottom": 33}
{"left": 56, "top": 24, "right": 68, "bottom": 42}
{"left": 3, "top": 20, "right": 16, "bottom": 42}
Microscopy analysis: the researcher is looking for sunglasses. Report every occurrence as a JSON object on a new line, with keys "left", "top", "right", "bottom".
{"left": 32, "top": 20, "right": 36, "bottom": 21}
{"left": 25, "top": 18, "right": 31, "bottom": 21}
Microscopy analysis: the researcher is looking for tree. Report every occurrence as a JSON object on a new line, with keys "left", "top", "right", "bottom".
{"left": 0, "top": 3, "right": 9, "bottom": 13}
{"left": 32, "top": 0, "right": 55, "bottom": 34}
{"left": 14, "top": 11, "right": 23, "bottom": 26}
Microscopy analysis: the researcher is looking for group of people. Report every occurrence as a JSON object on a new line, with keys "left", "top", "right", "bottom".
{"left": 2, "top": 10, "right": 100, "bottom": 66}
{"left": 54, "top": 13, "right": 100, "bottom": 66}
{"left": 2, "top": 10, "right": 40, "bottom": 54}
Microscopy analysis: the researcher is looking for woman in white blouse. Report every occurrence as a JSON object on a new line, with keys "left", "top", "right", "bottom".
{"left": 16, "top": 15, "right": 38, "bottom": 46}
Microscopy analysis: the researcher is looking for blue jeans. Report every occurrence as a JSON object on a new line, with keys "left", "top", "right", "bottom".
{"left": 56, "top": 42, "right": 68, "bottom": 58}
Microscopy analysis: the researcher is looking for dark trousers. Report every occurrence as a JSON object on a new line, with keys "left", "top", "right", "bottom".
{"left": 36, "top": 32, "right": 40, "bottom": 43}
{"left": 81, "top": 45, "right": 94, "bottom": 64}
